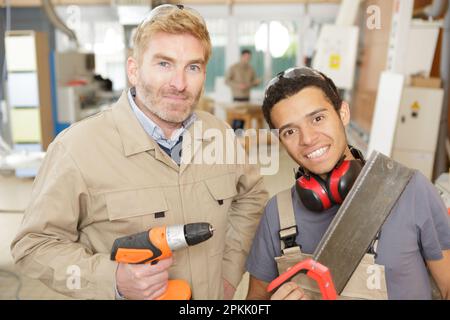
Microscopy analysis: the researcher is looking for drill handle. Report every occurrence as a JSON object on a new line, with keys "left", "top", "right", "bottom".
{"left": 111, "top": 230, "right": 163, "bottom": 264}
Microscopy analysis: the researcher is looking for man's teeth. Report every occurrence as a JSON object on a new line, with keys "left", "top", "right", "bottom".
{"left": 307, "top": 147, "right": 328, "bottom": 159}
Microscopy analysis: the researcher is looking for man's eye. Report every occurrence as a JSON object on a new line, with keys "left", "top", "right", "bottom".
{"left": 188, "top": 64, "right": 201, "bottom": 72}
{"left": 313, "top": 115, "right": 324, "bottom": 123}
{"left": 158, "top": 61, "right": 170, "bottom": 68}
{"left": 282, "top": 129, "right": 296, "bottom": 138}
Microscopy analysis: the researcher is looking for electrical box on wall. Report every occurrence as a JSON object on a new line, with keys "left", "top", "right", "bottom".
{"left": 392, "top": 87, "right": 444, "bottom": 179}
{"left": 313, "top": 24, "right": 359, "bottom": 90}
{"left": 368, "top": 73, "right": 444, "bottom": 180}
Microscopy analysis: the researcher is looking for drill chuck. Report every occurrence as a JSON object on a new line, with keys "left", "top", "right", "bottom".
{"left": 167, "top": 222, "right": 214, "bottom": 250}
{"left": 184, "top": 222, "right": 214, "bottom": 246}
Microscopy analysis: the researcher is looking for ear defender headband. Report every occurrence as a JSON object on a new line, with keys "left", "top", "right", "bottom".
{"left": 295, "top": 146, "right": 365, "bottom": 212}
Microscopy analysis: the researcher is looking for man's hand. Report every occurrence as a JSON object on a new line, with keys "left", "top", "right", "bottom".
{"left": 239, "top": 83, "right": 249, "bottom": 90}
{"left": 246, "top": 275, "right": 310, "bottom": 300}
{"left": 116, "top": 257, "right": 173, "bottom": 300}
{"left": 223, "top": 278, "right": 236, "bottom": 299}
{"left": 253, "top": 78, "right": 261, "bottom": 87}
{"left": 270, "top": 282, "right": 310, "bottom": 300}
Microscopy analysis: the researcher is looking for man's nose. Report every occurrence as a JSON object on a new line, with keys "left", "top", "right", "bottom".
{"left": 169, "top": 68, "right": 187, "bottom": 92}
{"left": 299, "top": 125, "right": 317, "bottom": 146}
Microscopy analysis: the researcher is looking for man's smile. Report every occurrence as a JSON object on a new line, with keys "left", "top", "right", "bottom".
{"left": 304, "top": 146, "right": 330, "bottom": 160}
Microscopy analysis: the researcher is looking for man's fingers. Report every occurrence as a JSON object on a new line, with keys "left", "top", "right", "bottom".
{"left": 146, "top": 282, "right": 169, "bottom": 300}
{"left": 270, "top": 282, "right": 305, "bottom": 300}
{"left": 116, "top": 258, "right": 173, "bottom": 300}
{"left": 270, "top": 282, "right": 296, "bottom": 300}
{"left": 148, "top": 256, "right": 173, "bottom": 271}
{"left": 284, "top": 287, "right": 305, "bottom": 300}
{"left": 129, "top": 257, "right": 173, "bottom": 278}
{"left": 139, "top": 270, "right": 169, "bottom": 291}
{"left": 300, "top": 293, "right": 311, "bottom": 300}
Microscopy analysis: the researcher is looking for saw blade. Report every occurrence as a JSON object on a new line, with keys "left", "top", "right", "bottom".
{"left": 312, "top": 151, "right": 415, "bottom": 294}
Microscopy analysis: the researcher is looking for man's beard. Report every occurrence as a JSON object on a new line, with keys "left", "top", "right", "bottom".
{"left": 136, "top": 82, "right": 200, "bottom": 124}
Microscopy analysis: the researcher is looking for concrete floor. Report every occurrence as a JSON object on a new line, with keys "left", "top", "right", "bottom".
{"left": 0, "top": 144, "right": 297, "bottom": 300}
{"left": 0, "top": 173, "right": 69, "bottom": 300}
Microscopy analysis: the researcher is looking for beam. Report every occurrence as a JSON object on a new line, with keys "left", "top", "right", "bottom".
{"left": 1, "top": 0, "right": 340, "bottom": 8}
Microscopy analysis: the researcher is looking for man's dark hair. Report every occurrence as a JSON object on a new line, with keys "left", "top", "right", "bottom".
{"left": 241, "top": 49, "right": 251, "bottom": 56}
{"left": 262, "top": 72, "right": 343, "bottom": 129}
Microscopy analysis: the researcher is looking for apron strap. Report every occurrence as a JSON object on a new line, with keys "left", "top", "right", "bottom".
{"left": 276, "top": 188, "right": 301, "bottom": 254}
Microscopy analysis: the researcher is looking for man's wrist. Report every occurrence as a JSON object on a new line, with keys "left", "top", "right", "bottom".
{"left": 114, "top": 264, "right": 126, "bottom": 300}
{"left": 115, "top": 284, "right": 125, "bottom": 300}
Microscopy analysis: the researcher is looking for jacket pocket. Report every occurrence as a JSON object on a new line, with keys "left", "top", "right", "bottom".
{"left": 202, "top": 174, "right": 238, "bottom": 257}
{"left": 105, "top": 188, "right": 168, "bottom": 221}
{"left": 203, "top": 174, "right": 238, "bottom": 204}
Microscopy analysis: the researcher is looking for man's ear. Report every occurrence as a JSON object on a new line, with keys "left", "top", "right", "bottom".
{"left": 339, "top": 101, "right": 351, "bottom": 126}
{"left": 127, "top": 56, "right": 138, "bottom": 87}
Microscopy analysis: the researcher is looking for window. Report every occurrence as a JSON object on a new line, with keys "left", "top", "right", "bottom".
{"left": 238, "top": 20, "right": 298, "bottom": 92}
{"left": 204, "top": 18, "right": 227, "bottom": 93}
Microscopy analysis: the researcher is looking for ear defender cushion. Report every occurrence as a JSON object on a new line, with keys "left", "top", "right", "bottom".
{"left": 328, "top": 160, "right": 363, "bottom": 204}
{"left": 296, "top": 175, "right": 332, "bottom": 212}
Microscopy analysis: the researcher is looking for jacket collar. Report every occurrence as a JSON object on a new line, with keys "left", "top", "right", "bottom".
{"left": 111, "top": 90, "right": 158, "bottom": 157}
{"left": 111, "top": 90, "right": 212, "bottom": 158}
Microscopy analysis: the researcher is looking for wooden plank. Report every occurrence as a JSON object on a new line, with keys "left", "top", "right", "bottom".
{"left": 0, "top": 0, "right": 40, "bottom": 6}
{"left": 350, "top": 0, "right": 395, "bottom": 133}
{"left": 0, "top": 0, "right": 340, "bottom": 7}
{"left": 0, "top": 0, "right": 110, "bottom": 6}
{"left": 367, "top": 72, "right": 405, "bottom": 157}
{"left": 188, "top": 0, "right": 341, "bottom": 3}
{"left": 313, "top": 151, "right": 415, "bottom": 294}
{"left": 34, "top": 31, "right": 55, "bottom": 151}
{"left": 53, "top": 0, "right": 110, "bottom": 4}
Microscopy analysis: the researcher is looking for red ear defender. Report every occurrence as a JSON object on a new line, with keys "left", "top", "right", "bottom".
{"left": 328, "top": 160, "right": 363, "bottom": 204}
{"left": 296, "top": 174, "right": 333, "bottom": 212}
{"left": 295, "top": 146, "right": 364, "bottom": 213}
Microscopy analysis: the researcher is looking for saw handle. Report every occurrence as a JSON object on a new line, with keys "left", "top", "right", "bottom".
{"left": 267, "top": 258, "right": 337, "bottom": 300}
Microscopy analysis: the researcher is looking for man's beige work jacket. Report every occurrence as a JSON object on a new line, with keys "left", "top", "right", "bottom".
{"left": 10, "top": 91, "right": 268, "bottom": 299}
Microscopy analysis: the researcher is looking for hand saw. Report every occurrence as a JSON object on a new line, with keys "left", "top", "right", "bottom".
{"left": 268, "top": 151, "right": 415, "bottom": 299}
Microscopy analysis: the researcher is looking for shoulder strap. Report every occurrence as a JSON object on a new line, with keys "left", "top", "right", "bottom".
{"left": 276, "top": 188, "right": 300, "bottom": 254}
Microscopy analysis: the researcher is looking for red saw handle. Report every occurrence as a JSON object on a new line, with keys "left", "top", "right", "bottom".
{"left": 267, "top": 258, "right": 337, "bottom": 300}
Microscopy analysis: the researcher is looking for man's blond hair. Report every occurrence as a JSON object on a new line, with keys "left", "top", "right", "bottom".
{"left": 132, "top": 5, "right": 212, "bottom": 64}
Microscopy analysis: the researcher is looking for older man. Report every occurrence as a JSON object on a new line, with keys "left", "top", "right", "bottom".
{"left": 11, "top": 4, "right": 268, "bottom": 300}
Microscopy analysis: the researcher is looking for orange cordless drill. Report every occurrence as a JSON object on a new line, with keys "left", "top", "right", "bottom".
{"left": 111, "top": 222, "right": 214, "bottom": 300}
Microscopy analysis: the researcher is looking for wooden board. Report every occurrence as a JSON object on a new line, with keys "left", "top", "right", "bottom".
{"left": 367, "top": 71, "right": 404, "bottom": 157}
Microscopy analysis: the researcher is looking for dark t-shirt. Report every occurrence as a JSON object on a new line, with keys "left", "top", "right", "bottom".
{"left": 246, "top": 171, "right": 450, "bottom": 299}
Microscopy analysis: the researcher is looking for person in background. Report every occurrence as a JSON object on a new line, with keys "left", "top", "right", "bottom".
{"left": 225, "top": 49, "right": 261, "bottom": 130}
{"left": 225, "top": 49, "right": 261, "bottom": 103}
